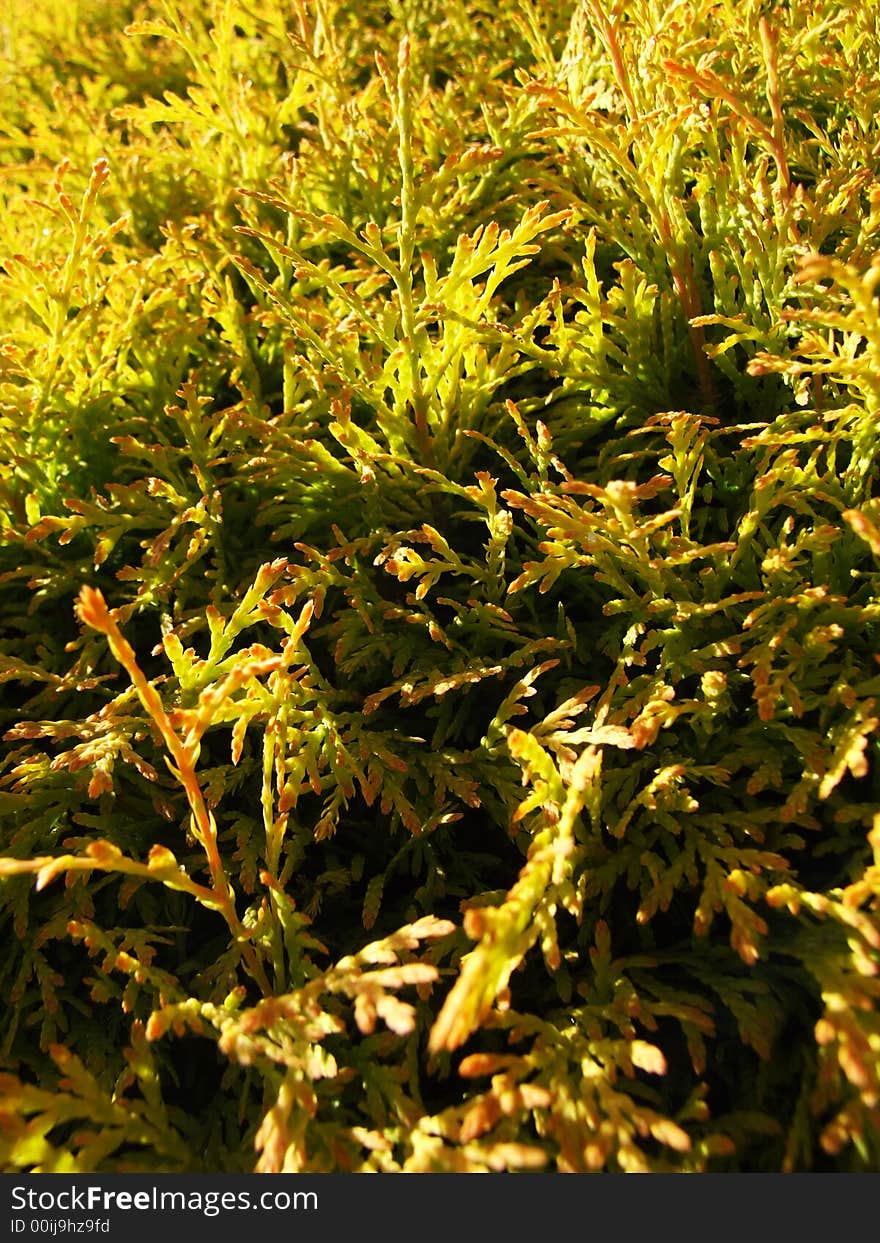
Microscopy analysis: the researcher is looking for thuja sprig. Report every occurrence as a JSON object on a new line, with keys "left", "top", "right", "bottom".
{"left": 377, "top": 37, "right": 433, "bottom": 465}
{"left": 75, "top": 584, "right": 272, "bottom": 994}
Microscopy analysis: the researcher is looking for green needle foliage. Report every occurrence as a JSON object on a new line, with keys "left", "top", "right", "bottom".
{"left": 2, "top": 0, "right": 880, "bottom": 1172}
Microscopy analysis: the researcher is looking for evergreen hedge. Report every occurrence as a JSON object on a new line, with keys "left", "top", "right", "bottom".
{"left": 2, "top": 0, "right": 880, "bottom": 1171}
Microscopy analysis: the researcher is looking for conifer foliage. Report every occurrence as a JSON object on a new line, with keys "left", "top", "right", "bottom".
{"left": 2, "top": 0, "right": 880, "bottom": 1171}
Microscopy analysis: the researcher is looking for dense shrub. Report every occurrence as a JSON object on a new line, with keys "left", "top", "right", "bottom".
{"left": 2, "top": 0, "right": 880, "bottom": 1172}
